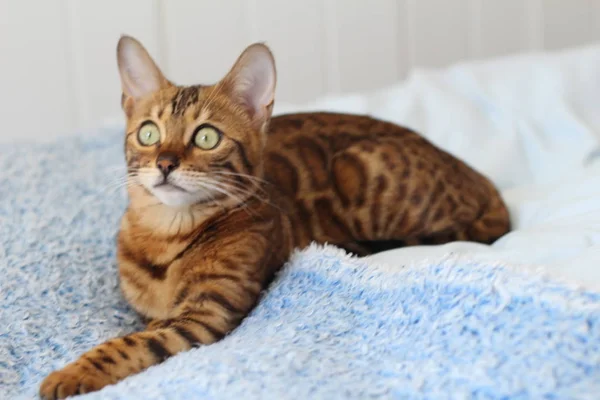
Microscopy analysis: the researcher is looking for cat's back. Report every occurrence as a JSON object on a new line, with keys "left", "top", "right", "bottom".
{"left": 264, "top": 112, "right": 485, "bottom": 185}
{"left": 264, "top": 112, "right": 420, "bottom": 186}
{"left": 263, "top": 112, "right": 508, "bottom": 250}
{"left": 266, "top": 112, "right": 417, "bottom": 150}
{"left": 263, "top": 112, "right": 452, "bottom": 192}
{"left": 265, "top": 112, "right": 414, "bottom": 200}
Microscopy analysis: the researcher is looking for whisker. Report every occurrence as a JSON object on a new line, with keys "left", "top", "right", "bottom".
{"left": 195, "top": 180, "right": 249, "bottom": 203}
{"left": 104, "top": 179, "right": 141, "bottom": 194}
{"left": 72, "top": 179, "right": 138, "bottom": 212}
{"left": 101, "top": 171, "right": 149, "bottom": 187}
{"left": 135, "top": 200, "right": 164, "bottom": 211}
{"left": 193, "top": 180, "right": 259, "bottom": 217}
{"left": 101, "top": 176, "right": 137, "bottom": 192}
{"left": 191, "top": 177, "right": 283, "bottom": 213}
{"left": 182, "top": 176, "right": 254, "bottom": 196}
{"left": 209, "top": 176, "right": 271, "bottom": 199}
{"left": 184, "top": 170, "right": 270, "bottom": 186}
{"left": 167, "top": 210, "right": 181, "bottom": 233}
{"left": 182, "top": 172, "right": 269, "bottom": 198}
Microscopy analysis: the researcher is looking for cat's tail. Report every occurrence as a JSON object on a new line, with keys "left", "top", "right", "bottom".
{"left": 463, "top": 184, "right": 511, "bottom": 244}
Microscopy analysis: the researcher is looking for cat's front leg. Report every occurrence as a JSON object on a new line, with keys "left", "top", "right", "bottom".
{"left": 39, "top": 333, "right": 160, "bottom": 398}
{"left": 39, "top": 306, "right": 244, "bottom": 399}
{"left": 40, "top": 244, "right": 270, "bottom": 399}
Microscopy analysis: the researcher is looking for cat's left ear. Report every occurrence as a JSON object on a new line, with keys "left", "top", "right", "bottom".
{"left": 117, "top": 35, "right": 171, "bottom": 116}
{"left": 220, "top": 43, "right": 277, "bottom": 130}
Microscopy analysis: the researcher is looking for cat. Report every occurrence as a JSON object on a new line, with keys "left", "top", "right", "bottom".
{"left": 39, "top": 35, "right": 510, "bottom": 398}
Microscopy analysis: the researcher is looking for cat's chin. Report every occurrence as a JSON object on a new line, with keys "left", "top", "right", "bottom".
{"left": 148, "top": 185, "right": 210, "bottom": 208}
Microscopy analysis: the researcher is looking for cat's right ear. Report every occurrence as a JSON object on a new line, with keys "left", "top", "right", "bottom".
{"left": 117, "top": 35, "right": 170, "bottom": 116}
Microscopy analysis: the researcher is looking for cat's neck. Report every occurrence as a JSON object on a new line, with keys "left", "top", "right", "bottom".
{"left": 125, "top": 185, "right": 223, "bottom": 238}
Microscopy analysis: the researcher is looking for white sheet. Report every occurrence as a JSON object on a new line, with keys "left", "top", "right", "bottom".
{"left": 273, "top": 43, "right": 600, "bottom": 291}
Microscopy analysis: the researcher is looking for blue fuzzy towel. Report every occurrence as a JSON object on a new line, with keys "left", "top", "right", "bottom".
{"left": 1, "top": 129, "right": 600, "bottom": 400}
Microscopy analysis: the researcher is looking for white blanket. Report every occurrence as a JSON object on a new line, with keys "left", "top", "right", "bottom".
{"left": 274, "top": 43, "right": 600, "bottom": 290}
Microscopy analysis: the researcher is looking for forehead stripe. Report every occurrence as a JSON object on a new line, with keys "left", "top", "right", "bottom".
{"left": 171, "top": 86, "right": 200, "bottom": 117}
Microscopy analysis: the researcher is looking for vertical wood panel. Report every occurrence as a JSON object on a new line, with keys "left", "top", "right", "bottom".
{"left": 542, "top": 0, "right": 594, "bottom": 50}
{"left": 3, "top": 0, "right": 600, "bottom": 143}
{"left": 323, "top": 0, "right": 341, "bottom": 93}
{"left": 592, "top": 1, "right": 600, "bottom": 40}
{"left": 474, "top": 0, "right": 532, "bottom": 58}
{"left": 330, "top": 0, "right": 406, "bottom": 93}
{"left": 163, "top": 0, "right": 251, "bottom": 87}
{"left": 253, "top": 0, "right": 326, "bottom": 102}
{"left": 0, "top": 0, "right": 73, "bottom": 140}
{"left": 526, "top": 0, "right": 545, "bottom": 49}
{"left": 408, "top": 0, "right": 471, "bottom": 68}
{"left": 67, "top": 0, "right": 159, "bottom": 132}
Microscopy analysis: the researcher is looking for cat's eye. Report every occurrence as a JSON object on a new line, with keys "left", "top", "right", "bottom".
{"left": 137, "top": 122, "right": 161, "bottom": 146}
{"left": 193, "top": 125, "right": 221, "bottom": 150}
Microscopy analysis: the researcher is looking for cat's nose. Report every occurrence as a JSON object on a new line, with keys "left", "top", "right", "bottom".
{"left": 156, "top": 152, "right": 180, "bottom": 177}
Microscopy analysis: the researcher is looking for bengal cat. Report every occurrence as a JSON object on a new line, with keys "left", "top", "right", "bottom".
{"left": 39, "top": 35, "right": 510, "bottom": 398}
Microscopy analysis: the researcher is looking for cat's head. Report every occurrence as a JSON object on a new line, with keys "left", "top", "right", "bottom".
{"left": 116, "top": 35, "right": 276, "bottom": 207}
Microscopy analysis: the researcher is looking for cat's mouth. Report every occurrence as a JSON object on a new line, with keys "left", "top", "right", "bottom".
{"left": 143, "top": 175, "right": 212, "bottom": 207}
{"left": 153, "top": 181, "right": 188, "bottom": 193}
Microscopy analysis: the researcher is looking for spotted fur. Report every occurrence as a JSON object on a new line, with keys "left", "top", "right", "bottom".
{"left": 40, "top": 35, "right": 510, "bottom": 399}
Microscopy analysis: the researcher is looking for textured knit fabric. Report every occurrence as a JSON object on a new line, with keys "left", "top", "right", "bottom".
{"left": 1, "top": 130, "right": 600, "bottom": 399}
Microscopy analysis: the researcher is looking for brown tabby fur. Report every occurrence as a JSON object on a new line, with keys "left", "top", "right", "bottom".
{"left": 40, "top": 36, "right": 510, "bottom": 398}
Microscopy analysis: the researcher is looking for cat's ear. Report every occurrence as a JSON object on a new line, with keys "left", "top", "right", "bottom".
{"left": 220, "top": 43, "right": 276, "bottom": 129}
{"left": 117, "top": 35, "right": 170, "bottom": 110}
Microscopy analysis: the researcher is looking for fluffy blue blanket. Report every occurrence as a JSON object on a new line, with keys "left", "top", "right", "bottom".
{"left": 1, "top": 130, "right": 599, "bottom": 399}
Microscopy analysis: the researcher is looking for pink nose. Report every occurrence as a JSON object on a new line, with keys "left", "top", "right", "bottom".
{"left": 156, "top": 152, "right": 180, "bottom": 177}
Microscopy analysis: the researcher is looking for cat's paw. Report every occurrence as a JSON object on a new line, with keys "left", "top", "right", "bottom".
{"left": 39, "top": 363, "right": 112, "bottom": 399}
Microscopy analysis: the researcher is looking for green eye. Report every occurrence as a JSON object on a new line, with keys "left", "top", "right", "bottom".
{"left": 137, "top": 122, "right": 161, "bottom": 146}
{"left": 193, "top": 125, "right": 221, "bottom": 150}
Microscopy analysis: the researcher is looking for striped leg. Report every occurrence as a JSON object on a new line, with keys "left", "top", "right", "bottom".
{"left": 39, "top": 309, "right": 232, "bottom": 399}
{"left": 39, "top": 311, "right": 224, "bottom": 398}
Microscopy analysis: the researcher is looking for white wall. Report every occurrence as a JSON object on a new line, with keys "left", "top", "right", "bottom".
{"left": 1, "top": 0, "right": 600, "bottom": 141}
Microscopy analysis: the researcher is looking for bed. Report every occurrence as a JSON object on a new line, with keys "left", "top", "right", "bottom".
{"left": 1, "top": 44, "right": 600, "bottom": 399}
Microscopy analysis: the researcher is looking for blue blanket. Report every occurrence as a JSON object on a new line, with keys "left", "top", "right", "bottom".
{"left": 1, "top": 130, "right": 600, "bottom": 399}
